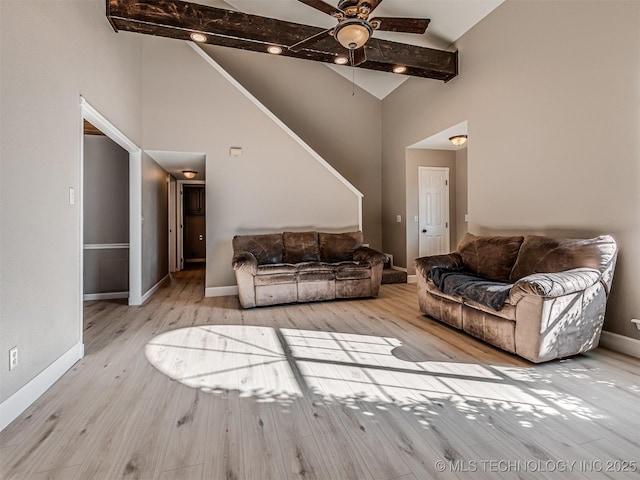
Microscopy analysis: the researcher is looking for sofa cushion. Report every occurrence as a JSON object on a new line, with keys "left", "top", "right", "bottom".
{"left": 457, "top": 233, "right": 524, "bottom": 282}
{"left": 298, "top": 271, "right": 336, "bottom": 282}
{"left": 233, "top": 233, "right": 283, "bottom": 265}
{"left": 254, "top": 273, "right": 296, "bottom": 286}
{"left": 296, "top": 262, "right": 335, "bottom": 273}
{"left": 318, "top": 231, "right": 363, "bottom": 262}
{"left": 283, "top": 231, "right": 320, "bottom": 264}
{"left": 336, "top": 264, "right": 372, "bottom": 280}
{"left": 257, "top": 264, "right": 297, "bottom": 275}
{"left": 509, "top": 235, "right": 604, "bottom": 282}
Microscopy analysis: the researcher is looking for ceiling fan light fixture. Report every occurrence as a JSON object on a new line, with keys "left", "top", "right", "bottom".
{"left": 182, "top": 170, "right": 198, "bottom": 179}
{"left": 267, "top": 45, "right": 283, "bottom": 55}
{"left": 334, "top": 56, "right": 349, "bottom": 65}
{"left": 392, "top": 65, "right": 407, "bottom": 74}
{"left": 334, "top": 20, "right": 372, "bottom": 50}
{"left": 189, "top": 32, "right": 207, "bottom": 43}
{"left": 449, "top": 135, "right": 468, "bottom": 147}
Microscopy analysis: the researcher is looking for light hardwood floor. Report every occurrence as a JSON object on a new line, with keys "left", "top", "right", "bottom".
{"left": 1, "top": 266, "right": 639, "bottom": 480}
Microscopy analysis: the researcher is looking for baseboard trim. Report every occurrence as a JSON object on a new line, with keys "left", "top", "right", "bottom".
{"left": 0, "top": 342, "right": 84, "bottom": 432}
{"left": 599, "top": 331, "right": 640, "bottom": 359}
{"left": 205, "top": 285, "right": 239, "bottom": 297}
{"left": 141, "top": 274, "right": 170, "bottom": 304}
{"left": 83, "top": 292, "right": 129, "bottom": 301}
{"left": 407, "top": 275, "right": 417, "bottom": 284}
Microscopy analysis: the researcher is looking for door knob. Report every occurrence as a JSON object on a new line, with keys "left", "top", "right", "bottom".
{"left": 422, "top": 229, "right": 427, "bottom": 233}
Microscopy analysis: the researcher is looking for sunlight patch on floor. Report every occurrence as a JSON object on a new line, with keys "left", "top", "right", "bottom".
{"left": 145, "top": 325, "right": 601, "bottom": 419}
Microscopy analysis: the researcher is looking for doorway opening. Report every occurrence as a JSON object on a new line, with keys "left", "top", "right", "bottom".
{"left": 179, "top": 181, "right": 206, "bottom": 270}
{"left": 404, "top": 121, "right": 468, "bottom": 277}
{"left": 79, "top": 98, "right": 143, "bottom": 316}
{"left": 82, "top": 124, "right": 130, "bottom": 301}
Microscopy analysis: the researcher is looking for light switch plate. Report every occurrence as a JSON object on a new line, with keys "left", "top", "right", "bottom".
{"left": 69, "top": 187, "right": 75, "bottom": 205}
{"left": 230, "top": 147, "right": 242, "bottom": 157}
{"left": 396, "top": 215, "right": 402, "bottom": 223}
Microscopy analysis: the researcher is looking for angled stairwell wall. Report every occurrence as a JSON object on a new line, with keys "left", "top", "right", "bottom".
{"left": 141, "top": 37, "right": 363, "bottom": 292}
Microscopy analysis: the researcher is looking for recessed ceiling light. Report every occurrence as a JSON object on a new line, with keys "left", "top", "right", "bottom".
{"left": 334, "top": 56, "right": 349, "bottom": 65}
{"left": 267, "top": 45, "right": 283, "bottom": 55}
{"left": 190, "top": 32, "right": 207, "bottom": 43}
{"left": 393, "top": 65, "right": 407, "bottom": 74}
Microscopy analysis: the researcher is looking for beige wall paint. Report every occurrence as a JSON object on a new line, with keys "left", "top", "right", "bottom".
{"left": 205, "top": 46, "right": 383, "bottom": 250}
{"left": 382, "top": 0, "right": 640, "bottom": 339}
{"left": 455, "top": 148, "right": 468, "bottom": 247}
{"left": 405, "top": 149, "right": 457, "bottom": 274}
{"left": 0, "top": 0, "right": 143, "bottom": 402}
{"left": 141, "top": 37, "right": 360, "bottom": 289}
{"left": 142, "top": 154, "right": 169, "bottom": 293}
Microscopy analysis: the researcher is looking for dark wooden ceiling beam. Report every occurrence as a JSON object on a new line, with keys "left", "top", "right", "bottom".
{"left": 107, "top": 0, "right": 458, "bottom": 81}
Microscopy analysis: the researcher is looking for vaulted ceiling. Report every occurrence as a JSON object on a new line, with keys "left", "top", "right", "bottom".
{"left": 107, "top": 0, "right": 503, "bottom": 98}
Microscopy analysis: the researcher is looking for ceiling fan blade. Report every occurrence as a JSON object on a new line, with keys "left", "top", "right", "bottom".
{"left": 370, "top": 17, "right": 430, "bottom": 34}
{"left": 297, "top": 0, "right": 344, "bottom": 17}
{"left": 289, "top": 28, "right": 332, "bottom": 52}
{"left": 359, "top": 0, "right": 383, "bottom": 15}
{"left": 352, "top": 46, "right": 366, "bottom": 66}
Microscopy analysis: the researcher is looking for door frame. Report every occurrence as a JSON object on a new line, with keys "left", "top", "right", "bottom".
{"left": 418, "top": 166, "right": 450, "bottom": 257}
{"left": 177, "top": 179, "right": 206, "bottom": 270}
{"left": 80, "top": 97, "right": 143, "bottom": 316}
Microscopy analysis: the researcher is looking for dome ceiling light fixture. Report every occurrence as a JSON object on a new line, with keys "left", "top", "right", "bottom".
{"left": 182, "top": 170, "right": 198, "bottom": 179}
{"left": 449, "top": 135, "right": 468, "bottom": 147}
{"left": 267, "top": 45, "right": 283, "bottom": 55}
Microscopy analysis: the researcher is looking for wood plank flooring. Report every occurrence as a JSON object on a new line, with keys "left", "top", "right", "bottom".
{"left": 1, "top": 265, "right": 639, "bottom": 479}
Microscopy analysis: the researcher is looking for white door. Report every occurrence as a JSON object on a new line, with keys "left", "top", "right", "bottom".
{"left": 418, "top": 166, "right": 450, "bottom": 256}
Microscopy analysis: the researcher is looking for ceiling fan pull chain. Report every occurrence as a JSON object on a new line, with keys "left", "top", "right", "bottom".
{"left": 350, "top": 48, "right": 355, "bottom": 96}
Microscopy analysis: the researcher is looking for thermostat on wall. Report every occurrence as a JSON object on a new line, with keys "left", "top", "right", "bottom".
{"left": 230, "top": 147, "right": 242, "bottom": 157}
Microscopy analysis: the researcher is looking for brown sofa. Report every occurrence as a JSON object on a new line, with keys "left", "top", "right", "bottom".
{"left": 232, "top": 231, "right": 387, "bottom": 308}
{"left": 414, "top": 233, "right": 617, "bottom": 363}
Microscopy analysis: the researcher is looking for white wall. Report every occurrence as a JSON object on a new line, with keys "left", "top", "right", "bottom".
{"left": 0, "top": 0, "right": 143, "bottom": 403}
{"left": 141, "top": 37, "right": 360, "bottom": 289}
{"left": 382, "top": 0, "right": 640, "bottom": 339}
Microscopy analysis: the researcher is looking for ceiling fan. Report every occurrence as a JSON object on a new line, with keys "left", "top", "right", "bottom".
{"left": 290, "top": 0, "right": 430, "bottom": 66}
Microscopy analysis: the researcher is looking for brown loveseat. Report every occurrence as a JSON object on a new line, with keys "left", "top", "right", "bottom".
{"left": 414, "top": 233, "right": 617, "bottom": 363}
{"left": 232, "top": 231, "right": 387, "bottom": 308}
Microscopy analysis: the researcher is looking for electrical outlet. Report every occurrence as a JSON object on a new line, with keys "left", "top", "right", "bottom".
{"left": 9, "top": 347, "right": 18, "bottom": 371}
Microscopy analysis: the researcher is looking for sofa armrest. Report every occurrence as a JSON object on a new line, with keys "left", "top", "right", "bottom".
{"left": 509, "top": 268, "right": 601, "bottom": 304}
{"left": 232, "top": 250, "right": 258, "bottom": 275}
{"left": 414, "top": 253, "right": 463, "bottom": 277}
{"left": 353, "top": 247, "right": 388, "bottom": 266}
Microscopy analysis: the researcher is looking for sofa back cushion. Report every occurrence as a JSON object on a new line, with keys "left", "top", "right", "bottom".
{"left": 283, "top": 231, "right": 320, "bottom": 263}
{"left": 457, "top": 233, "right": 524, "bottom": 282}
{"left": 509, "top": 235, "right": 613, "bottom": 282}
{"left": 232, "top": 233, "right": 284, "bottom": 265}
{"left": 318, "top": 231, "right": 363, "bottom": 262}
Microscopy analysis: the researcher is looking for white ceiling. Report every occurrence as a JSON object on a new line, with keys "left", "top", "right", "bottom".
{"left": 214, "top": 0, "right": 505, "bottom": 98}
{"left": 146, "top": 150, "right": 206, "bottom": 180}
